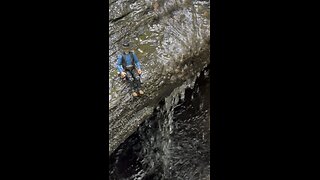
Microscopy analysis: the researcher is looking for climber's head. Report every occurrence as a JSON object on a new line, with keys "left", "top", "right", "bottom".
{"left": 122, "top": 41, "right": 130, "bottom": 53}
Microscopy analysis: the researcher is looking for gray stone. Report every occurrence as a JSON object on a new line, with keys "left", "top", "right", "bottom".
{"left": 109, "top": 0, "right": 210, "bottom": 156}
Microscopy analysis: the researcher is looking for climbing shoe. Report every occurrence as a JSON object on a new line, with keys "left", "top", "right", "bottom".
{"left": 138, "top": 90, "right": 144, "bottom": 95}
{"left": 132, "top": 92, "right": 138, "bottom": 97}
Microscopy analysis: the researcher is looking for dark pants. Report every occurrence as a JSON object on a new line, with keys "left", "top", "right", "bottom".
{"left": 125, "top": 68, "right": 141, "bottom": 92}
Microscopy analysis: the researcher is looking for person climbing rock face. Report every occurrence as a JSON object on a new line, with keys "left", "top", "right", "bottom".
{"left": 117, "top": 41, "right": 144, "bottom": 97}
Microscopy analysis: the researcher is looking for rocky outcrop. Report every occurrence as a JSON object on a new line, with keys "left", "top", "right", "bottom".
{"left": 109, "top": 0, "right": 210, "bottom": 155}
{"left": 109, "top": 67, "right": 211, "bottom": 179}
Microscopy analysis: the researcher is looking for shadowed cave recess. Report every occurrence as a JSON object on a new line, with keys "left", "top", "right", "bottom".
{"left": 109, "top": 65, "right": 210, "bottom": 180}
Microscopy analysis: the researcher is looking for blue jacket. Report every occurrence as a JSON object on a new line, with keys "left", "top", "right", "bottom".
{"left": 116, "top": 52, "right": 141, "bottom": 73}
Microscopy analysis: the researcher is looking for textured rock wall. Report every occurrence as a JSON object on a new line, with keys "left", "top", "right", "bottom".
{"left": 109, "top": 0, "right": 210, "bottom": 155}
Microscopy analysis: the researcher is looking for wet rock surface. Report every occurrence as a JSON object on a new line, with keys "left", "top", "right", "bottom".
{"left": 109, "top": 66, "right": 210, "bottom": 180}
{"left": 109, "top": 0, "right": 210, "bottom": 156}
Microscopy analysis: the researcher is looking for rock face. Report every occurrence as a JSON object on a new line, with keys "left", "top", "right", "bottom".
{"left": 109, "top": 66, "right": 210, "bottom": 179}
{"left": 109, "top": 0, "right": 210, "bottom": 156}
